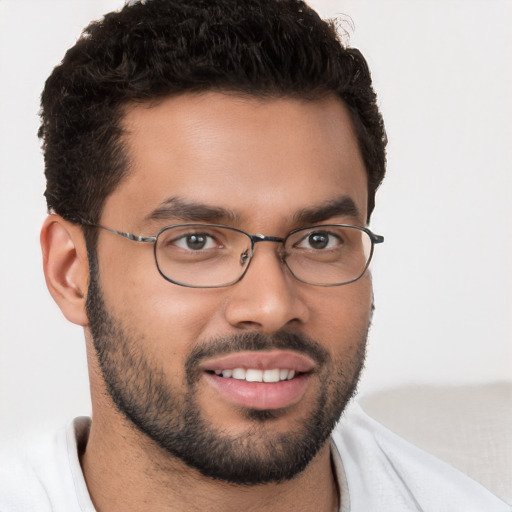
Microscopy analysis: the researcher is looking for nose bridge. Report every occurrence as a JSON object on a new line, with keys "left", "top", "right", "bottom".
{"left": 225, "top": 234, "right": 308, "bottom": 332}
{"left": 249, "top": 233, "right": 286, "bottom": 262}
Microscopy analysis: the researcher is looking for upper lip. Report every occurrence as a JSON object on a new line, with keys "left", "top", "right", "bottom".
{"left": 200, "top": 350, "right": 316, "bottom": 373}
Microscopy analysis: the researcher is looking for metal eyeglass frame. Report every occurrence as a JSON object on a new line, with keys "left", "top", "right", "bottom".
{"left": 82, "top": 222, "right": 384, "bottom": 288}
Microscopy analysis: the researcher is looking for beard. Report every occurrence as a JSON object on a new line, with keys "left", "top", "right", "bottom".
{"left": 86, "top": 261, "right": 368, "bottom": 485}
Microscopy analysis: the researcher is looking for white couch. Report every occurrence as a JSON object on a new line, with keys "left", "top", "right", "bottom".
{"left": 358, "top": 382, "right": 512, "bottom": 504}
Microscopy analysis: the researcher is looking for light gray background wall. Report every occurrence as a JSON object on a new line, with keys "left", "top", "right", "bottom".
{"left": 1, "top": 0, "right": 511, "bottom": 439}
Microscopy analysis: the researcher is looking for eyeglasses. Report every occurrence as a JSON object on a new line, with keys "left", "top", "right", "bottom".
{"left": 83, "top": 223, "right": 384, "bottom": 288}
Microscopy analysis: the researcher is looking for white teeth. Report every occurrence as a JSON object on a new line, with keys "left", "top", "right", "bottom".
{"left": 216, "top": 368, "right": 297, "bottom": 382}
{"left": 263, "top": 369, "right": 280, "bottom": 383}
{"left": 232, "top": 368, "right": 246, "bottom": 380}
{"left": 246, "top": 369, "right": 263, "bottom": 382}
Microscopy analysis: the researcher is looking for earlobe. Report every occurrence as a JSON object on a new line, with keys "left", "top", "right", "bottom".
{"left": 41, "top": 215, "right": 90, "bottom": 326}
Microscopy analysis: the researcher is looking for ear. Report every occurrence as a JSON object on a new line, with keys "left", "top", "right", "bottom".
{"left": 40, "top": 215, "right": 90, "bottom": 326}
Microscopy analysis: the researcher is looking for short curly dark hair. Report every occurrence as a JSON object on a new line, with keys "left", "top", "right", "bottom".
{"left": 39, "top": 0, "right": 386, "bottom": 227}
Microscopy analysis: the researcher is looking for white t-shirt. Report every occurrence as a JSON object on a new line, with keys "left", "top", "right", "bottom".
{"left": 0, "top": 403, "right": 509, "bottom": 511}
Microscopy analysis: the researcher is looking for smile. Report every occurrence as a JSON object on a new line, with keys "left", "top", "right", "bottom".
{"left": 213, "top": 368, "right": 297, "bottom": 382}
{"left": 200, "top": 350, "right": 315, "bottom": 410}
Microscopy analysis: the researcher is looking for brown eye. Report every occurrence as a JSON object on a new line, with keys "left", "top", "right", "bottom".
{"left": 171, "top": 232, "right": 218, "bottom": 251}
{"left": 308, "top": 232, "right": 329, "bottom": 249}
{"left": 296, "top": 230, "right": 340, "bottom": 250}
{"left": 184, "top": 234, "right": 208, "bottom": 250}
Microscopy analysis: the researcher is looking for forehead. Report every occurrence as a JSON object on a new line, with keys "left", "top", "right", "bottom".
{"left": 103, "top": 92, "right": 368, "bottom": 229}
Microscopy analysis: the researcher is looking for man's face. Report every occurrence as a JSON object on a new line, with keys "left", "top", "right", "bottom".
{"left": 86, "top": 93, "right": 372, "bottom": 484}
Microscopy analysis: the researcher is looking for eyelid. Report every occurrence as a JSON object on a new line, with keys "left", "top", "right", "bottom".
{"left": 291, "top": 228, "right": 342, "bottom": 248}
{"left": 165, "top": 231, "right": 219, "bottom": 251}
{"left": 158, "top": 225, "right": 233, "bottom": 246}
{"left": 159, "top": 224, "right": 225, "bottom": 236}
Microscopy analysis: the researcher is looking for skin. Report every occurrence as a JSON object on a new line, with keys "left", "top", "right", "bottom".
{"left": 41, "top": 92, "right": 372, "bottom": 512}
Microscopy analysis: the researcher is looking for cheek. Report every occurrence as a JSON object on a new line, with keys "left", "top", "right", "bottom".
{"left": 345, "top": 274, "right": 373, "bottom": 323}
{"left": 95, "top": 242, "right": 222, "bottom": 356}
{"left": 304, "top": 275, "right": 373, "bottom": 350}
{"left": 97, "top": 255, "right": 237, "bottom": 359}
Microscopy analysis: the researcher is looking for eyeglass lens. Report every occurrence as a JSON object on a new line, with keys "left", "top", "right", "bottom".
{"left": 154, "top": 224, "right": 373, "bottom": 288}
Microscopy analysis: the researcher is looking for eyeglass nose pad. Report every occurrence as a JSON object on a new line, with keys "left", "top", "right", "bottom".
{"left": 240, "top": 249, "right": 250, "bottom": 267}
{"left": 278, "top": 245, "right": 288, "bottom": 264}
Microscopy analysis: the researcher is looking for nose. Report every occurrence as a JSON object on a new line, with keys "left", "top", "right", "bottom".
{"left": 223, "top": 243, "right": 310, "bottom": 333}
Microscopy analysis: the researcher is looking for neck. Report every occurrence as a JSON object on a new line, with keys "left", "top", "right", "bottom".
{"left": 80, "top": 412, "right": 339, "bottom": 512}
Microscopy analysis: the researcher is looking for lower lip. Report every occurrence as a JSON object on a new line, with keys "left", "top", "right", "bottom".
{"left": 203, "top": 372, "right": 311, "bottom": 410}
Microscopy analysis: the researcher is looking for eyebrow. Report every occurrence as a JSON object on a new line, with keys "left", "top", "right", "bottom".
{"left": 145, "top": 195, "right": 362, "bottom": 228}
{"left": 145, "top": 197, "right": 240, "bottom": 224}
{"left": 293, "top": 196, "right": 362, "bottom": 225}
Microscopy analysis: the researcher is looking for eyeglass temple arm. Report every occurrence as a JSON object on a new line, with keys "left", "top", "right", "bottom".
{"left": 82, "top": 223, "right": 156, "bottom": 243}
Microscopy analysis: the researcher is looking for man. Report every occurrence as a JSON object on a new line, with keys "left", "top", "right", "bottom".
{"left": 0, "top": 1, "right": 508, "bottom": 511}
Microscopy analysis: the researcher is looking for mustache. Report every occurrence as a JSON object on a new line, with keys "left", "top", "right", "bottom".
{"left": 185, "top": 331, "right": 330, "bottom": 383}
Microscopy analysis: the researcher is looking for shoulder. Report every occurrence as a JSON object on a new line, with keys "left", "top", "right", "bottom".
{"left": 0, "top": 417, "right": 93, "bottom": 512}
{"left": 0, "top": 434, "right": 53, "bottom": 511}
{"left": 332, "top": 399, "right": 511, "bottom": 512}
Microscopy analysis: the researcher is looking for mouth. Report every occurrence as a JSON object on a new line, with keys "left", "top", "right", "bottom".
{"left": 200, "top": 350, "right": 315, "bottom": 410}
{"left": 210, "top": 368, "right": 298, "bottom": 382}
